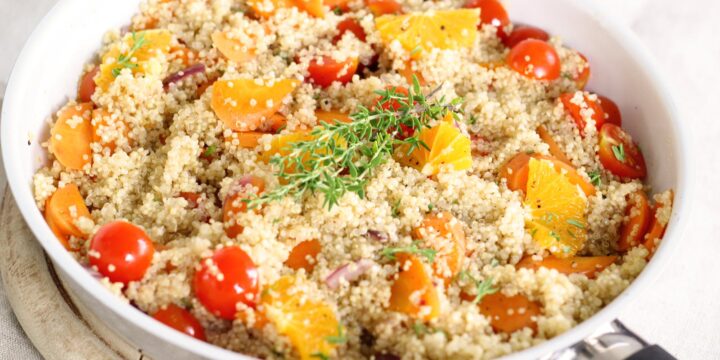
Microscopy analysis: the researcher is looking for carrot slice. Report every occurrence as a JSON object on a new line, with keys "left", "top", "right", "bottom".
{"left": 516, "top": 255, "right": 616, "bottom": 279}
{"left": 210, "top": 78, "right": 299, "bottom": 132}
{"left": 44, "top": 184, "right": 91, "bottom": 250}
{"left": 536, "top": 125, "right": 571, "bottom": 165}
{"left": 285, "top": 239, "right": 322, "bottom": 273}
{"left": 315, "top": 110, "right": 352, "bottom": 124}
{"left": 478, "top": 292, "right": 541, "bottom": 334}
{"left": 617, "top": 190, "right": 651, "bottom": 251}
{"left": 388, "top": 254, "right": 440, "bottom": 321}
{"left": 78, "top": 67, "right": 99, "bottom": 103}
{"left": 263, "top": 113, "right": 288, "bottom": 133}
{"left": 413, "top": 212, "right": 466, "bottom": 282}
{"left": 211, "top": 31, "right": 257, "bottom": 63}
{"left": 234, "top": 132, "right": 264, "bottom": 149}
{"left": 49, "top": 103, "right": 94, "bottom": 170}
{"left": 643, "top": 191, "right": 674, "bottom": 258}
{"left": 499, "top": 152, "right": 595, "bottom": 197}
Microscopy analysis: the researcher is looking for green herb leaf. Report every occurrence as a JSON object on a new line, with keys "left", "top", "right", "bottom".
{"left": 457, "top": 271, "right": 497, "bottom": 304}
{"left": 588, "top": 170, "right": 601, "bottom": 187}
{"left": 203, "top": 145, "right": 218, "bottom": 157}
{"left": 311, "top": 352, "right": 330, "bottom": 360}
{"left": 413, "top": 323, "right": 428, "bottom": 336}
{"left": 612, "top": 144, "right": 626, "bottom": 162}
{"left": 333, "top": 6, "right": 342, "bottom": 15}
{"left": 427, "top": 203, "right": 434, "bottom": 211}
{"left": 549, "top": 230, "right": 561, "bottom": 242}
{"left": 112, "top": 31, "right": 147, "bottom": 78}
{"left": 381, "top": 241, "right": 437, "bottom": 263}
{"left": 566, "top": 219, "right": 585, "bottom": 229}
{"left": 325, "top": 324, "right": 347, "bottom": 345}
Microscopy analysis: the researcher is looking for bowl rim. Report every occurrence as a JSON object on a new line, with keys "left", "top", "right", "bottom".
{"left": 0, "top": 0, "right": 691, "bottom": 359}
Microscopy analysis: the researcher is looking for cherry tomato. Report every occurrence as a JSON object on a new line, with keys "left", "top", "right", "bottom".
{"left": 464, "top": 0, "right": 510, "bottom": 38}
{"left": 152, "top": 304, "right": 206, "bottom": 341}
{"left": 307, "top": 55, "right": 359, "bottom": 88}
{"left": 89, "top": 221, "right": 155, "bottom": 284}
{"left": 597, "top": 95, "right": 622, "bottom": 126}
{"left": 179, "top": 192, "right": 201, "bottom": 209}
{"left": 367, "top": 0, "right": 402, "bottom": 16}
{"left": 223, "top": 176, "right": 266, "bottom": 238}
{"left": 193, "top": 246, "right": 260, "bottom": 320}
{"left": 78, "top": 67, "right": 99, "bottom": 103}
{"left": 507, "top": 39, "right": 561, "bottom": 81}
{"left": 503, "top": 25, "right": 549, "bottom": 48}
{"left": 598, "top": 123, "right": 647, "bottom": 179}
{"left": 376, "top": 86, "right": 415, "bottom": 139}
{"left": 617, "top": 190, "right": 651, "bottom": 251}
{"left": 333, "top": 18, "right": 366, "bottom": 44}
{"left": 575, "top": 53, "right": 591, "bottom": 89}
{"left": 559, "top": 92, "right": 606, "bottom": 137}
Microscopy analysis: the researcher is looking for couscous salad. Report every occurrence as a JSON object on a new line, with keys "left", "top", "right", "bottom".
{"left": 34, "top": 0, "right": 673, "bottom": 358}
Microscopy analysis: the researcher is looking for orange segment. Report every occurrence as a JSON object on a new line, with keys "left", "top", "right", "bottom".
{"left": 413, "top": 212, "right": 466, "bottom": 281}
{"left": 478, "top": 292, "right": 541, "bottom": 334}
{"left": 375, "top": 9, "right": 479, "bottom": 58}
{"left": 262, "top": 276, "right": 341, "bottom": 360}
{"left": 212, "top": 31, "right": 258, "bottom": 63}
{"left": 49, "top": 102, "right": 94, "bottom": 170}
{"left": 315, "top": 110, "right": 352, "bottom": 124}
{"left": 388, "top": 254, "right": 440, "bottom": 321}
{"left": 395, "top": 117, "right": 472, "bottom": 175}
{"left": 516, "top": 255, "right": 616, "bottom": 279}
{"left": 211, "top": 78, "right": 299, "bottom": 132}
{"left": 285, "top": 239, "right": 322, "bottom": 273}
{"left": 44, "top": 184, "right": 92, "bottom": 250}
{"left": 260, "top": 131, "right": 314, "bottom": 164}
{"left": 524, "top": 157, "right": 588, "bottom": 257}
{"left": 499, "top": 152, "right": 595, "bottom": 197}
{"left": 96, "top": 30, "right": 172, "bottom": 90}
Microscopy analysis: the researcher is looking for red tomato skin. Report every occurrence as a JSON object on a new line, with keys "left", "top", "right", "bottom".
{"left": 152, "top": 304, "right": 207, "bottom": 341}
{"left": 464, "top": 0, "right": 510, "bottom": 38}
{"left": 193, "top": 246, "right": 260, "bottom": 320}
{"left": 379, "top": 86, "right": 409, "bottom": 111}
{"left": 598, "top": 123, "right": 647, "bottom": 179}
{"left": 89, "top": 221, "right": 155, "bottom": 284}
{"left": 559, "top": 93, "right": 606, "bottom": 136}
{"left": 367, "top": 0, "right": 402, "bottom": 16}
{"left": 597, "top": 95, "right": 622, "bottom": 126}
{"left": 333, "top": 19, "right": 367, "bottom": 44}
{"left": 503, "top": 25, "right": 549, "bottom": 48}
{"left": 78, "top": 67, "right": 100, "bottom": 103}
{"left": 307, "top": 56, "right": 359, "bottom": 88}
{"left": 507, "top": 39, "right": 561, "bottom": 81}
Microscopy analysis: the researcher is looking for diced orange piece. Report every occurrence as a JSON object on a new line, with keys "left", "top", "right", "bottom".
{"left": 294, "top": 0, "right": 325, "bottom": 18}
{"left": 262, "top": 276, "right": 341, "bottom": 360}
{"left": 499, "top": 152, "right": 595, "bottom": 197}
{"left": 212, "top": 31, "right": 257, "bottom": 63}
{"left": 315, "top": 110, "right": 352, "bottom": 124}
{"left": 92, "top": 108, "right": 129, "bottom": 152}
{"left": 285, "top": 239, "right": 322, "bottom": 273}
{"left": 96, "top": 30, "right": 172, "bottom": 90}
{"left": 388, "top": 254, "right": 440, "bottom": 321}
{"left": 211, "top": 78, "right": 299, "bottom": 132}
{"left": 399, "top": 60, "right": 426, "bottom": 86}
{"left": 367, "top": 0, "right": 402, "bottom": 16}
{"left": 536, "top": 125, "right": 571, "bottom": 165}
{"left": 413, "top": 212, "right": 466, "bottom": 281}
{"left": 478, "top": 292, "right": 541, "bottom": 334}
{"left": 235, "top": 132, "right": 265, "bottom": 149}
{"left": 223, "top": 176, "right": 266, "bottom": 238}
{"left": 617, "top": 190, "right": 651, "bottom": 251}
{"left": 237, "top": 307, "right": 270, "bottom": 330}
{"left": 49, "top": 102, "right": 94, "bottom": 170}
{"left": 44, "top": 184, "right": 92, "bottom": 250}
{"left": 395, "top": 116, "right": 472, "bottom": 176}
{"left": 643, "top": 190, "right": 673, "bottom": 258}
{"left": 516, "top": 255, "right": 616, "bottom": 279}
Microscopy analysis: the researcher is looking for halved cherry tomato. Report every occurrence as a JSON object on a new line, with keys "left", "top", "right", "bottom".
{"left": 333, "top": 18, "right": 366, "bottom": 44}
{"left": 193, "top": 246, "right": 260, "bottom": 320}
{"left": 376, "top": 86, "right": 414, "bottom": 139}
{"left": 285, "top": 239, "right": 322, "bottom": 273}
{"left": 478, "top": 292, "right": 540, "bottom": 334}
{"left": 575, "top": 53, "right": 591, "bottom": 89}
{"left": 516, "top": 255, "right": 616, "bottom": 279}
{"left": 44, "top": 184, "right": 92, "bottom": 250}
{"left": 643, "top": 191, "right": 673, "bottom": 257}
{"left": 507, "top": 39, "right": 560, "bottom": 81}
{"left": 464, "top": 0, "right": 509, "bottom": 38}
{"left": 307, "top": 55, "right": 358, "bottom": 88}
{"left": 78, "top": 67, "right": 99, "bottom": 103}
{"left": 598, "top": 124, "right": 647, "bottom": 179}
{"left": 89, "top": 221, "right": 155, "bottom": 284}
{"left": 559, "top": 92, "right": 605, "bottom": 137}
{"left": 223, "top": 176, "right": 266, "bottom": 238}
{"left": 499, "top": 152, "right": 595, "bottom": 197}
{"left": 503, "top": 25, "right": 549, "bottom": 48}
{"left": 152, "top": 304, "right": 206, "bottom": 341}
{"left": 597, "top": 95, "right": 622, "bottom": 127}
{"left": 617, "top": 190, "right": 651, "bottom": 251}
{"left": 367, "top": 0, "right": 402, "bottom": 16}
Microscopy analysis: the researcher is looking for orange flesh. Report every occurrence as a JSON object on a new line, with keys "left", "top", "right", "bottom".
{"left": 388, "top": 254, "right": 440, "bottom": 321}
{"left": 44, "top": 184, "right": 92, "bottom": 250}
{"left": 212, "top": 31, "right": 257, "bottom": 63}
{"left": 516, "top": 255, "right": 616, "bottom": 279}
{"left": 413, "top": 212, "right": 466, "bottom": 282}
{"left": 169, "top": 44, "right": 198, "bottom": 66}
{"left": 499, "top": 152, "right": 595, "bottom": 197}
{"left": 315, "top": 110, "right": 352, "bottom": 124}
{"left": 49, "top": 103, "right": 94, "bottom": 170}
{"left": 285, "top": 239, "right": 322, "bottom": 273}
{"left": 478, "top": 292, "right": 541, "bottom": 334}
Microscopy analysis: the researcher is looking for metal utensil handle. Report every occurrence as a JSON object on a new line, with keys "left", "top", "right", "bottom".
{"left": 541, "top": 320, "right": 676, "bottom": 360}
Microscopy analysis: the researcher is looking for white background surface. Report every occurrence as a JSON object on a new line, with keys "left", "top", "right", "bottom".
{"left": 0, "top": 0, "right": 718, "bottom": 358}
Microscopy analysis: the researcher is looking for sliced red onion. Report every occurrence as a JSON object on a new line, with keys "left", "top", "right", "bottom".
{"left": 163, "top": 63, "right": 206, "bottom": 90}
{"left": 325, "top": 259, "right": 375, "bottom": 290}
{"left": 366, "top": 230, "right": 388, "bottom": 242}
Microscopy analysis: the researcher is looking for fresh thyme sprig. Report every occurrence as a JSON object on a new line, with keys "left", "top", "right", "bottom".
{"left": 247, "top": 76, "right": 462, "bottom": 209}
{"left": 112, "top": 31, "right": 147, "bottom": 77}
{"left": 457, "top": 271, "right": 497, "bottom": 304}
{"left": 380, "top": 241, "right": 437, "bottom": 263}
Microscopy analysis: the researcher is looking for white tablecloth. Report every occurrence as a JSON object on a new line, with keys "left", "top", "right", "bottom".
{"left": 1, "top": 0, "right": 719, "bottom": 358}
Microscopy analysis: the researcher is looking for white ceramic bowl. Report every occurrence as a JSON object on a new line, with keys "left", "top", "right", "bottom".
{"left": 1, "top": 0, "right": 690, "bottom": 359}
